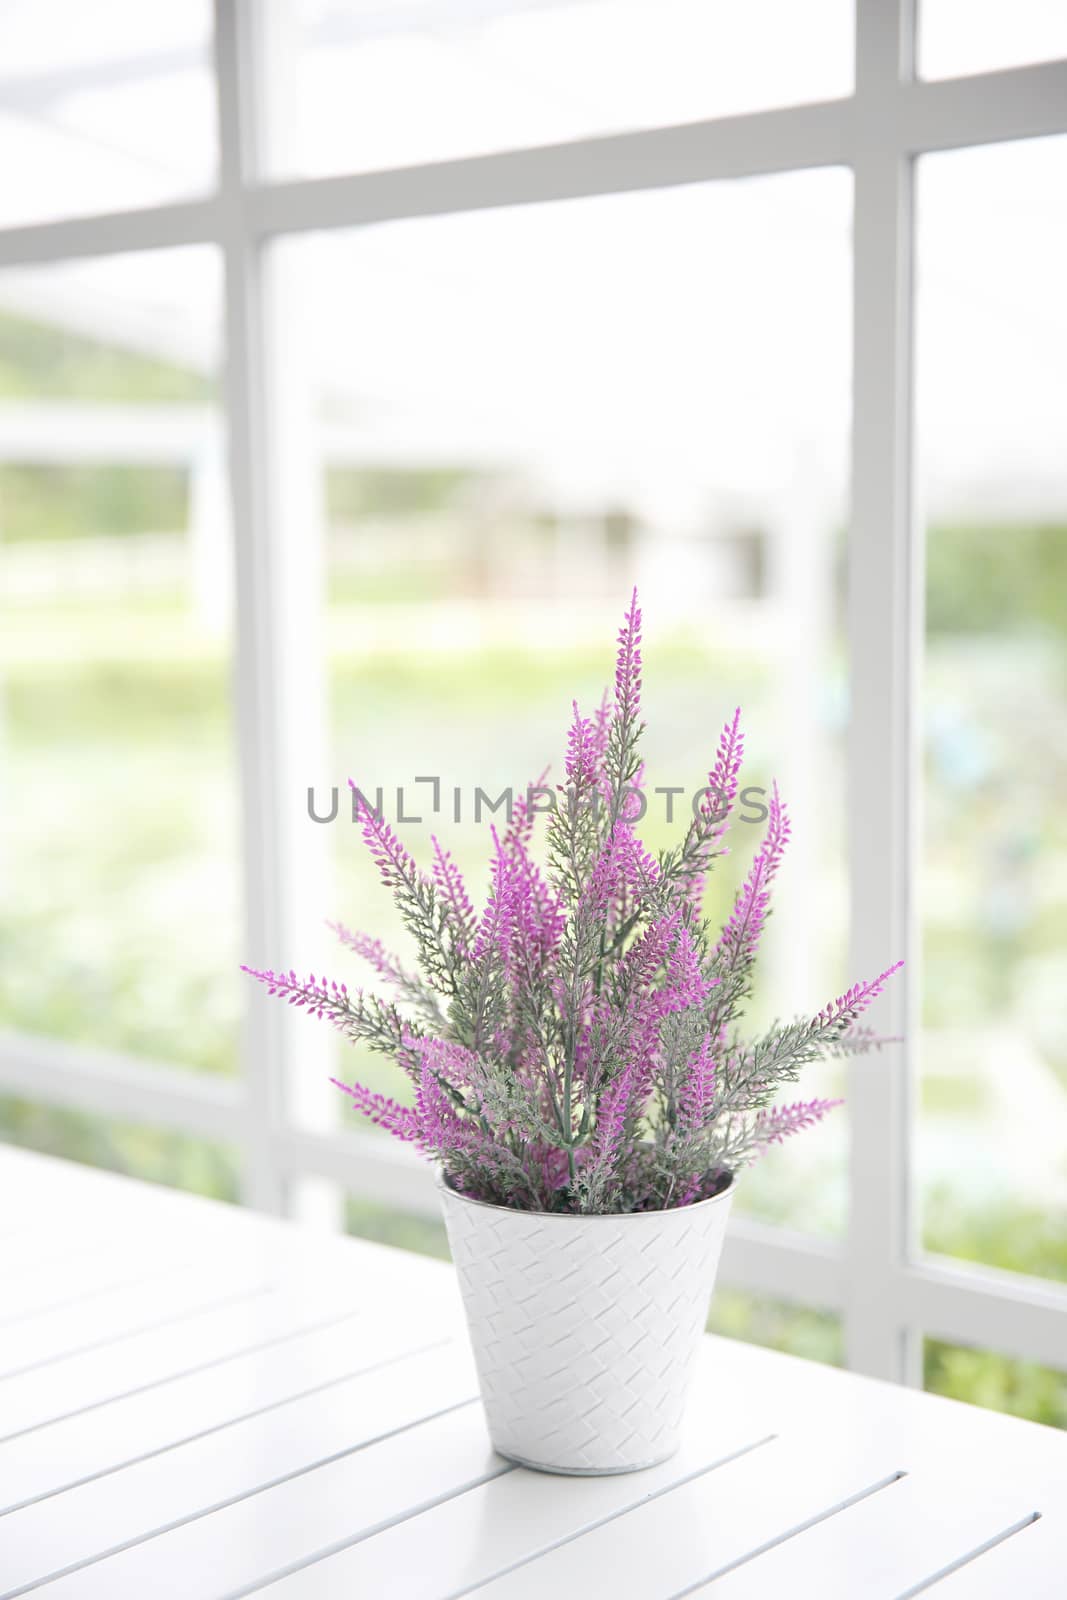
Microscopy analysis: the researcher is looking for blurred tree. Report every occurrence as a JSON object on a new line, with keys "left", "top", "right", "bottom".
{"left": 0, "top": 463, "right": 188, "bottom": 542}
{"left": 927, "top": 523, "right": 1067, "bottom": 638}
{"left": 0, "top": 309, "right": 211, "bottom": 403}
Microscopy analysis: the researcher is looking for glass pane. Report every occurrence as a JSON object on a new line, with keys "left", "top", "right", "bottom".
{"left": 345, "top": 1196, "right": 451, "bottom": 1260}
{"left": 0, "top": 247, "right": 241, "bottom": 1078}
{"left": 709, "top": 1290, "right": 842, "bottom": 1365}
{"left": 0, "top": 1, "right": 215, "bottom": 227}
{"left": 278, "top": 168, "right": 852, "bottom": 1233}
{"left": 925, "top": 1338, "right": 1067, "bottom": 1429}
{"left": 920, "top": 0, "right": 1067, "bottom": 80}
{"left": 0, "top": 1095, "right": 239, "bottom": 1202}
{"left": 917, "top": 138, "right": 1067, "bottom": 1281}
{"left": 266, "top": 0, "right": 853, "bottom": 178}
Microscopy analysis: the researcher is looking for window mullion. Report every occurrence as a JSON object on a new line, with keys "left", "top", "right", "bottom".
{"left": 845, "top": 0, "right": 921, "bottom": 1384}
{"left": 214, "top": 0, "right": 289, "bottom": 1209}
{"left": 216, "top": 0, "right": 335, "bottom": 1222}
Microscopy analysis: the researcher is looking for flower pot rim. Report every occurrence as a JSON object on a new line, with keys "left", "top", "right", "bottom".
{"left": 435, "top": 1166, "right": 734, "bottom": 1221}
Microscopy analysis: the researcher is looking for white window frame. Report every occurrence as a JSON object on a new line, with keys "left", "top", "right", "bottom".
{"left": 1, "top": 0, "right": 1066, "bottom": 1386}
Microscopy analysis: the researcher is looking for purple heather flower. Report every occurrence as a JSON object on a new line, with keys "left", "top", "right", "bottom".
{"left": 614, "top": 587, "right": 643, "bottom": 732}
{"left": 431, "top": 836, "right": 476, "bottom": 953}
{"left": 686, "top": 708, "right": 745, "bottom": 909}
{"left": 565, "top": 701, "right": 598, "bottom": 790}
{"left": 329, "top": 1077, "right": 422, "bottom": 1142}
{"left": 535, "top": 1143, "right": 573, "bottom": 1195}
{"left": 328, "top": 924, "right": 406, "bottom": 987}
{"left": 503, "top": 768, "right": 549, "bottom": 856}
{"left": 241, "top": 964, "right": 344, "bottom": 1018}
{"left": 660, "top": 921, "right": 712, "bottom": 1013}
{"left": 582, "top": 825, "right": 660, "bottom": 922}
{"left": 472, "top": 833, "right": 514, "bottom": 965}
{"left": 701, "top": 707, "right": 745, "bottom": 825}
{"left": 678, "top": 1035, "right": 718, "bottom": 1134}
{"left": 616, "top": 914, "right": 707, "bottom": 1018}
{"left": 348, "top": 778, "right": 420, "bottom": 892}
{"left": 510, "top": 837, "right": 565, "bottom": 971}
{"left": 592, "top": 1058, "right": 635, "bottom": 1170}
{"left": 582, "top": 914, "right": 712, "bottom": 1117}
{"left": 675, "top": 1174, "right": 705, "bottom": 1207}
{"left": 754, "top": 1097, "right": 844, "bottom": 1148}
{"left": 590, "top": 688, "right": 611, "bottom": 769}
{"left": 405, "top": 1031, "right": 481, "bottom": 1089}
{"left": 712, "top": 781, "right": 791, "bottom": 977}
{"left": 414, "top": 1060, "right": 460, "bottom": 1148}
{"left": 813, "top": 961, "right": 905, "bottom": 1031}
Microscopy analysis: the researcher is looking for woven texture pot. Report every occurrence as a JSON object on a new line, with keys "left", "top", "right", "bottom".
{"left": 439, "top": 1176, "right": 734, "bottom": 1475}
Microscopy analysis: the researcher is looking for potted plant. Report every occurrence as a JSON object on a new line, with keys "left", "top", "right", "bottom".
{"left": 244, "top": 593, "right": 900, "bottom": 1475}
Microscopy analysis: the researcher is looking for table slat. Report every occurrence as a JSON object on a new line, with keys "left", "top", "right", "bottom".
{"left": 0, "top": 1342, "right": 478, "bottom": 1598}
{"left": 901, "top": 1511, "right": 1064, "bottom": 1597}
{"left": 0, "top": 1262, "right": 275, "bottom": 1378}
{"left": 0, "top": 1305, "right": 445, "bottom": 1512}
{"left": 0, "top": 1278, "right": 372, "bottom": 1438}
{"left": 1, "top": 1237, "right": 191, "bottom": 1325}
{"left": 247, "top": 1367, "right": 777, "bottom": 1600}
{"left": 27, "top": 1407, "right": 507, "bottom": 1600}
{"left": 692, "top": 1470, "right": 1040, "bottom": 1598}
{"left": 467, "top": 1452, "right": 870, "bottom": 1598}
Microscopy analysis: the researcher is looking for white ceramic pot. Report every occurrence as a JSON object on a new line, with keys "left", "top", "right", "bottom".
{"left": 438, "top": 1175, "right": 734, "bottom": 1476}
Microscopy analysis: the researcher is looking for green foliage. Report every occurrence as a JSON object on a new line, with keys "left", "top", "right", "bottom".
{"left": 924, "top": 1187, "right": 1067, "bottom": 1284}
{"left": 0, "top": 1096, "right": 239, "bottom": 1202}
{"left": 327, "top": 466, "right": 476, "bottom": 520}
{"left": 0, "top": 309, "right": 212, "bottom": 403}
{"left": 709, "top": 1290, "right": 843, "bottom": 1366}
{"left": 927, "top": 522, "right": 1067, "bottom": 639}
{"left": 0, "top": 306, "right": 206, "bottom": 547}
{"left": 921, "top": 1188, "right": 1067, "bottom": 1426}
{"left": 345, "top": 1197, "right": 451, "bottom": 1261}
{"left": 0, "top": 463, "right": 188, "bottom": 542}
{"left": 925, "top": 1341, "right": 1067, "bottom": 1429}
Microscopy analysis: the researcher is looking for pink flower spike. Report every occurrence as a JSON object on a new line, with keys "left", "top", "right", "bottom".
{"left": 565, "top": 701, "right": 598, "bottom": 789}
{"left": 503, "top": 768, "right": 549, "bottom": 855}
{"left": 348, "top": 778, "right": 420, "bottom": 893}
{"left": 430, "top": 836, "right": 477, "bottom": 952}
{"left": 700, "top": 707, "right": 745, "bottom": 826}
{"left": 329, "top": 1077, "right": 421, "bottom": 1143}
{"left": 327, "top": 928, "right": 406, "bottom": 985}
{"left": 813, "top": 960, "right": 905, "bottom": 1031}
{"left": 754, "top": 1097, "right": 844, "bottom": 1148}
{"left": 614, "top": 588, "right": 643, "bottom": 729}
{"left": 590, "top": 689, "right": 611, "bottom": 770}
{"left": 712, "top": 782, "right": 791, "bottom": 977}
{"left": 678, "top": 1036, "right": 717, "bottom": 1133}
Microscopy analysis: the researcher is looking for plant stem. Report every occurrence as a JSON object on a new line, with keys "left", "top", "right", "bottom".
{"left": 561, "top": 1034, "right": 576, "bottom": 1184}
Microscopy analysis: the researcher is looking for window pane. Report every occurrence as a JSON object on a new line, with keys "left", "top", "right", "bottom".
{"left": 345, "top": 1196, "right": 451, "bottom": 1260}
{"left": 925, "top": 1338, "right": 1067, "bottom": 1430}
{"left": 709, "top": 1291, "right": 842, "bottom": 1365}
{"left": 278, "top": 169, "right": 852, "bottom": 1234}
{"left": 0, "top": 248, "right": 241, "bottom": 1079}
{"left": 0, "top": 1095, "right": 239, "bottom": 1202}
{"left": 265, "top": 0, "right": 853, "bottom": 179}
{"left": 0, "top": 1, "right": 215, "bottom": 227}
{"left": 920, "top": 0, "right": 1067, "bottom": 80}
{"left": 917, "top": 138, "right": 1067, "bottom": 1281}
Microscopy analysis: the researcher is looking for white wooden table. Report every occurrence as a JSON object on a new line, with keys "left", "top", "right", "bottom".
{"left": 1, "top": 1149, "right": 1063, "bottom": 1599}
